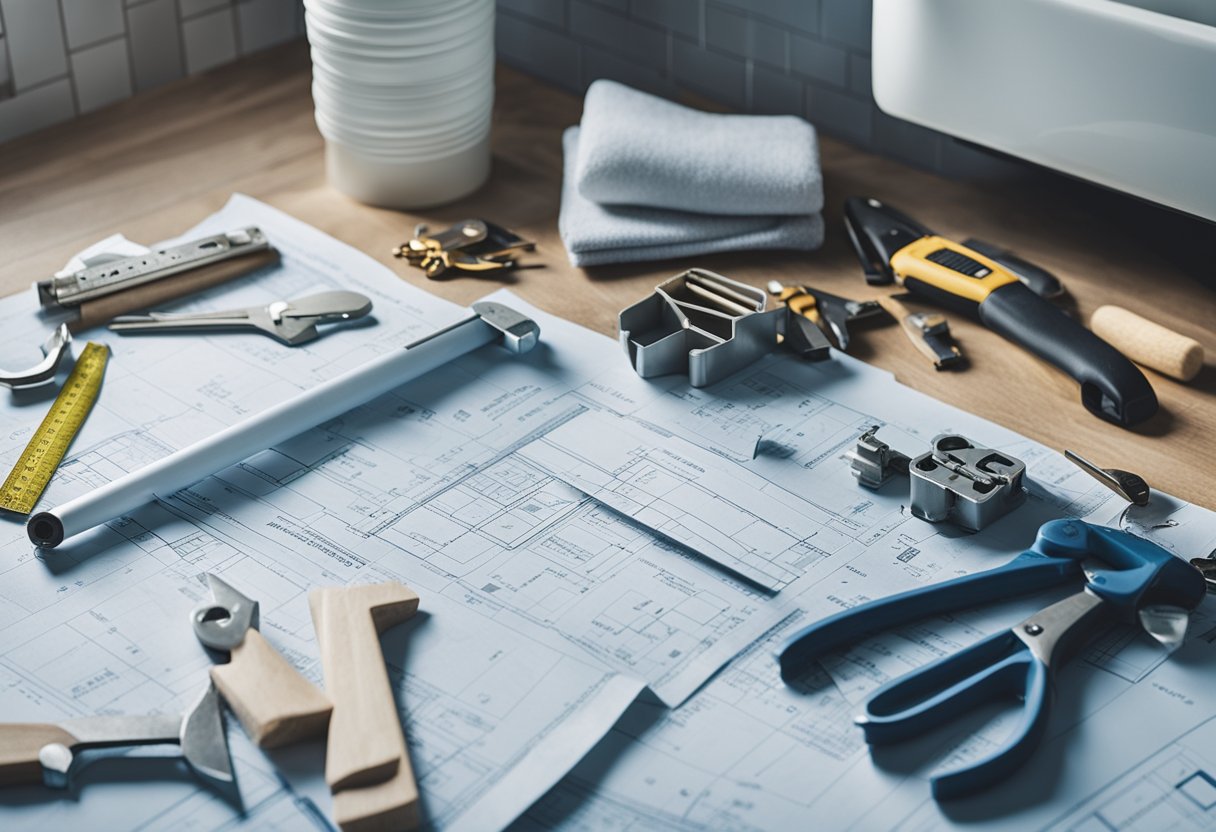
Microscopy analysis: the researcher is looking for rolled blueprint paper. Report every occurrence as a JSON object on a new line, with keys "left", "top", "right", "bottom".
{"left": 29, "top": 303, "right": 539, "bottom": 549}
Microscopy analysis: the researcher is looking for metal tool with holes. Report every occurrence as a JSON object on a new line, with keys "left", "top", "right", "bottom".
{"left": 193, "top": 574, "right": 331, "bottom": 748}
{"left": 0, "top": 682, "right": 234, "bottom": 794}
{"left": 38, "top": 227, "right": 271, "bottom": 311}
{"left": 910, "top": 434, "right": 1026, "bottom": 530}
{"left": 847, "top": 427, "right": 1025, "bottom": 531}
{"left": 110, "top": 290, "right": 373, "bottom": 346}
{"left": 776, "top": 519, "right": 1208, "bottom": 800}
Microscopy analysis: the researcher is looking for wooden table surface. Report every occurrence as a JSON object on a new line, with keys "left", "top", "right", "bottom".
{"left": 1, "top": 43, "right": 1213, "bottom": 507}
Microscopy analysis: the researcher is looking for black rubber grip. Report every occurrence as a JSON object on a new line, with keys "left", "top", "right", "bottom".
{"left": 978, "top": 283, "right": 1158, "bottom": 426}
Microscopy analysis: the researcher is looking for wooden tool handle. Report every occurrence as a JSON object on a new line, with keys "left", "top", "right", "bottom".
{"left": 877, "top": 294, "right": 942, "bottom": 367}
{"left": 70, "top": 247, "right": 281, "bottom": 332}
{"left": 310, "top": 582, "right": 420, "bottom": 831}
{"left": 0, "top": 723, "right": 76, "bottom": 785}
{"left": 1090, "top": 305, "right": 1204, "bottom": 382}
{"left": 310, "top": 583, "right": 418, "bottom": 790}
{"left": 209, "top": 628, "right": 332, "bottom": 749}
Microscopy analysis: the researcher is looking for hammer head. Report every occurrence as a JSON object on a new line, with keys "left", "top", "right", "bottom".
{"left": 192, "top": 573, "right": 259, "bottom": 651}
{"left": 180, "top": 682, "right": 236, "bottom": 795}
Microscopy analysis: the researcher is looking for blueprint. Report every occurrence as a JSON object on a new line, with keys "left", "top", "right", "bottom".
{"left": 0, "top": 196, "right": 658, "bottom": 831}
{"left": 512, "top": 595, "right": 1216, "bottom": 832}
{"left": 3, "top": 194, "right": 1216, "bottom": 832}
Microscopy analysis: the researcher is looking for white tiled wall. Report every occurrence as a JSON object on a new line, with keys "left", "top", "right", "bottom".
{"left": 0, "top": 0, "right": 304, "bottom": 143}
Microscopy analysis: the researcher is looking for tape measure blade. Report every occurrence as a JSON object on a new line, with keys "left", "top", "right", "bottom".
{"left": 0, "top": 343, "right": 109, "bottom": 515}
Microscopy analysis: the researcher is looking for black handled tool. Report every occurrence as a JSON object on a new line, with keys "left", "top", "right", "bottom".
{"left": 843, "top": 197, "right": 1157, "bottom": 426}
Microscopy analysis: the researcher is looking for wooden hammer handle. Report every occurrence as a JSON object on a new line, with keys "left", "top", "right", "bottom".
{"left": 209, "top": 629, "right": 332, "bottom": 749}
{"left": 0, "top": 723, "right": 76, "bottom": 786}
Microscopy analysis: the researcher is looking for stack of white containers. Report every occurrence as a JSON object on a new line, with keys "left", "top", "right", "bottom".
{"left": 304, "top": 0, "right": 495, "bottom": 209}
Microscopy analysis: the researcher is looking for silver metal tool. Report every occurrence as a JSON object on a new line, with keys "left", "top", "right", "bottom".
{"left": 109, "top": 290, "right": 373, "bottom": 346}
{"left": 846, "top": 425, "right": 911, "bottom": 488}
{"left": 29, "top": 301, "right": 539, "bottom": 549}
{"left": 848, "top": 427, "right": 1026, "bottom": 531}
{"left": 620, "top": 270, "right": 786, "bottom": 388}
{"left": 876, "top": 294, "right": 964, "bottom": 370}
{"left": 768, "top": 281, "right": 886, "bottom": 352}
{"left": 910, "top": 435, "right": 1026, "bottom": 530}
{"left": 905, "top": 311, "right": 962, "bottom": 369}
{"left": 38, "top": 227, "right": 271, "bottom": 310}
{"left": 0, "top": 324, "right": 72, "bottom": 389}
{"left": 1191, "top": 552, "right": 1216, "bottom": 593}
{"left": 193, "top": 574, "right": 331, "bottom": 748}
{"left": 194, "top": 574, "right": 259, "bottom": 651}
{"left": 1064, "top": 449, "right": 1150, "bottom": 506}
{"left": 0, "top": 682, "right": 233, "bottom": 793}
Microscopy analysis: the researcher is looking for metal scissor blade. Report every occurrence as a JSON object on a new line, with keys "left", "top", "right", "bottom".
{"left": 180, "top": 683, "right": 235, "bottom": 791}
{"left": 1138, "top": 604, "right": 1190, "bottom": 651}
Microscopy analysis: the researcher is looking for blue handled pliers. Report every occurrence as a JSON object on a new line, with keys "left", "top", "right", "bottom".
{"left": 775, "top": 519, "right": 1207, "bottom": 800}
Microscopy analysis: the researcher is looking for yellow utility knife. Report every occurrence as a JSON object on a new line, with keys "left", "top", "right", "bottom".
{"left": 843, "top": 197, "right": 1156, "bottom": 426}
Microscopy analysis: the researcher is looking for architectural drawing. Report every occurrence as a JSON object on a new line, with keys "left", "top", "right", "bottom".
{"left": 3, "top": 196, "right": 1214, "bottom": 832}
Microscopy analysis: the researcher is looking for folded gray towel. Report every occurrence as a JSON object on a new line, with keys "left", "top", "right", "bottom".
{"left": 559, "top": 127, "right": 825, "bottom": 267}
{"left": 574, "top": 80, "right": 823, "bottom": 216}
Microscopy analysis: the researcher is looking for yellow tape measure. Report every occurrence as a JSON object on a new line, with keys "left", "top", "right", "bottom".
{"left": 0, "top": 342, "right": 109, "bottom": 515}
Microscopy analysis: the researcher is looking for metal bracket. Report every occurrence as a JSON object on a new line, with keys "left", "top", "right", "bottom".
{"left": 620, "top": 270, "right": 783, "bottom": 388}
{"left": 846, "top": 425, "right": 910, "bottom": 488}
{"left": 848, "top": 427, "right": 1026, "bottom": 531}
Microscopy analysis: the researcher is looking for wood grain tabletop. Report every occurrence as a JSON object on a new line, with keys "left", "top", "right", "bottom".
{"left": 1, "top": 43, "right": 1213, "bottom": 508}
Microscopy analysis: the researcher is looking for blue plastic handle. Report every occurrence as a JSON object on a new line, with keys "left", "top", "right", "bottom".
{"left": 857, "top": 629, "right": 1050, "bottom": 800}
{"left": 1035, "top": 520, "right": 1207, "bottom": 615}
{"left": 775, "top": 551, "right": 1081, "bottom": 679}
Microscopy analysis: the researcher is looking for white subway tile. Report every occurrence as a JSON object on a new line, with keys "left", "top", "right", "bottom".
{"left": 237, "top": 0, "right": 297, "bottom": 55}
{"left": 0, "top": 0, "right": 69, "bottom": 90}
{"left": 71, "top": 38, "right": 134, "bottom": 113}
{"left": 180, "top": 0, "right": 232, "bottom": 18}
{"left": 182, "top": 7, "right": 237, "bottom": 74}
{"left": 61, "top": 0, "right": 126, "bottom": 50}
{"left": 128, "top": 0, "right": 184, "bottom": 91}
{"left": 0, "top": 78, "right": 75, "bottom": 142}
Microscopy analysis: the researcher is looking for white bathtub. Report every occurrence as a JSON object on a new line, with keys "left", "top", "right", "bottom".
{"left": 873, "top": 0, "right": 1216, "bottom": 222}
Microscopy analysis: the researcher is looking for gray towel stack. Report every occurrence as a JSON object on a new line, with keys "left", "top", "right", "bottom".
{"left": 559, "top": 80, "right": 825, "bottom": 267}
